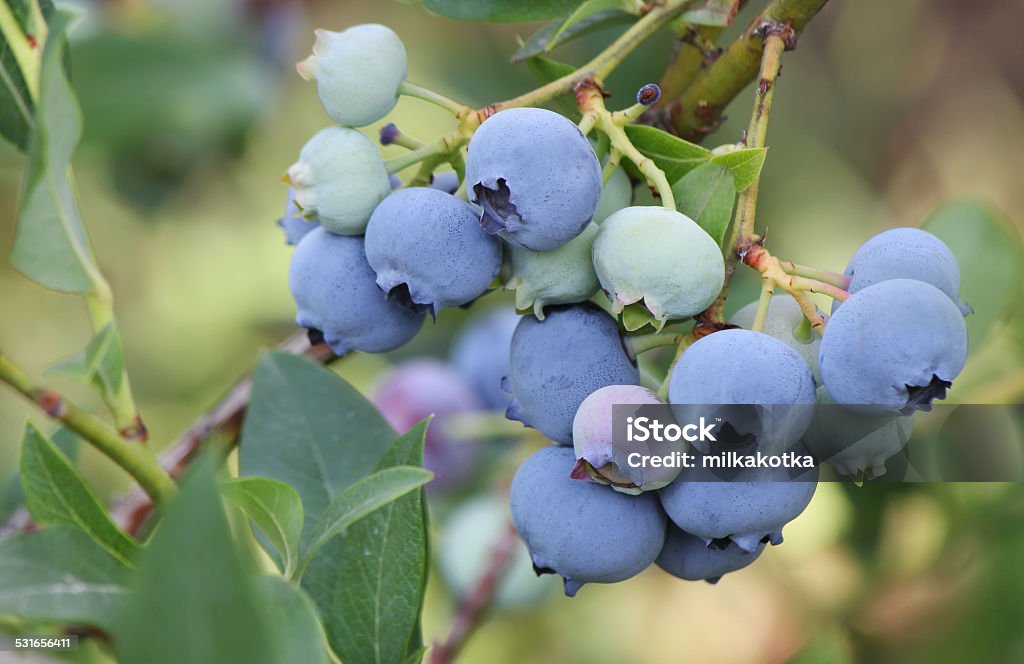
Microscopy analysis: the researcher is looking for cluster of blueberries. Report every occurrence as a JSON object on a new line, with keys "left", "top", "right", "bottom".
{"left": 279, "top": 24, "right": 971, "bottom": 597}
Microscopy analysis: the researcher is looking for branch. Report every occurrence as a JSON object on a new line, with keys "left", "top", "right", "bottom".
{"left": 0, "top": 352, "right": 176, "bottom": 506}
{"left": 659, "top": 0, "right": 829, "bottom": 141}
{"left": 428, "top": 520, "right": 519, "bottom": 664}
{"left": 109, "top": 332, "right": 335, "bottom": 534}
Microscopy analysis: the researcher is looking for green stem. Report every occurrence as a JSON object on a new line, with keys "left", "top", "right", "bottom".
{"left": 789, "top": 275, "right": 849, "bottom": 301}
{"left": 792, "top": 316, "right": 814, "bottom": 344}
{"left": 492, "top": 0, "right": 692, "bottom": 112}
{"left": 751, "top": 280, "right": 775, "bottom": 332}
{"left": 398, "top": 80, "right": 471, "bottom": 116}
{"left": 0, "top": 353, "right": 176, "bottom": 506}
{"left": 780, "top": 260, "right": 851, "bottom": 289}
{"left": 629, "top": 332, "right": 682, "bottom": 355}
{"left": 666, "top": 0, "right": 829, "bottom": 141}
{"left": 385, "top": 132, "right": 464, "bottom": 175}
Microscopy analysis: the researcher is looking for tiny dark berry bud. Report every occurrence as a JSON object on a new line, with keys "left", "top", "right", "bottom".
{"left": 636, "top": 84, "right": 661, "bottom": 106}
{"left": 379, "top": 123, "right": 401, "bottom": 146}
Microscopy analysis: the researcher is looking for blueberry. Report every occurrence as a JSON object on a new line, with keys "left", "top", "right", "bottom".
{"left": 658, "top": 448, "right": 818, "bottom": 553}
{"left": 450, "top": 308, "right": 520, "bottom": 411}
{"left": 466, "top": 108, "right": 602, "bottom": 251}
{"left": 593, "top": 206, "right": 725, "bottom": 327}
{"left": 438, "top": 496, "right": 557, "bottom": 607}
{"left": 656, "top": 525, "right": 764, "bottom": 584}
{"left": 286, "top": 127, "right": 391, "bottom": 235}
{"left": 668, "top": 329, "right": 816, "bottom": 456}
{"left": 572, "top": 385, "right": 680, "bottom": 493}
{"left": 371, "top": 359, "right": 484, "bottom": 490}
{"left": 503, "top": 222, "right": 600, "bottom": 319}
{"left": 803, "top": 386, "right": 913, "bottom": 480}
{"left": 818, "top": 279, "right": 968, "bottom": 415}
{"left": 729, "top": 294, "right": 823, "bottom": 383}
{"left": 505, "top": 304, "right": 639, "bottom": 445}
{"left": 277, "top": 187, "right": 319, "bottom": 246}
{"left": 297, "top": 25, "right": 406, "bottom": 127}
{"left": 289, "top": 227, "right": 423, "bottom": 354}
{"left": 833, "top": 227, "right": 970, "bottom": 316}
{"left": 364, "top": 188, "right": 502, "bottom": 315}
{"left": 429, "top": 171, "right": 461, "bottom": 194}
{"left": 509, "top": 446, "right": 666, "bottom": 596}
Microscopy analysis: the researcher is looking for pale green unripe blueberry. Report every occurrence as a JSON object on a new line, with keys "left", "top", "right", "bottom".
{"left": 297, "top": 25, "right": 407, "bottom": 127}
{"left": 593, "top": 206, "right": 724, "bottom": 327}
{"left": 594, "top": 167, "right": 632, "bottom": 224}
{"left": 286, "top": 127, "right": 391, "bottom": 235}
{"left": 504, "top": 223, "right": 600, "bottom": 319}
{"left": 730, "top": 294, "right": 824, "bottom": 384}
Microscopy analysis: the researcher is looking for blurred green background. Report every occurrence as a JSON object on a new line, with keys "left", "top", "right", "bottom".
{"left": 1, "top": 0, "right": 1024, "bottom": 662}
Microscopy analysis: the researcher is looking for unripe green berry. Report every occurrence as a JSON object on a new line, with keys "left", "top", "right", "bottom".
{"left": 594, "top": 167, "right": 632, "bottom": 224}
{"left": 297, "top": 25, "right": 407, "bottom": 127}
{"left": 593, "top": 206, "right": 724, "bottom": 327}
{"left": 504, "top": 223, "right": 600, "bottom": 319}
{"left": 286, "top": 127, "right": 391, "bottom": 235}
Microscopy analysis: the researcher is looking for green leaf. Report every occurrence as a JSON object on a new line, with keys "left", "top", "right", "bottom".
{"left": 512, "top": 9, "right": 636, "bottom": 63}
{"left": 2, "top": 425, "right": 77, "bottom": 520}
{"left": 10, "top": 9, "right": 101, "bottom": 294}
{"left": 680, "top": 0, "right": 741, "bottom": 26}
{"left": 19, "top": 422, "right": 139, "bottom": 567}
{"left": 422, "top": 0, "right": 580, "bottom": 23}
{"left": 624, "top": 125, "right": 711, "bottom": 183}
{"left": 221, "top": 477, "right": 303, "bottom": 578}
{"left": 239, "top": 352, "right": 398, "bottom": 549}
{"left": 673, "top": 162, "right": 737, "bottom": 247}
{"left": 297, "top": 465, "right": 434, "bottom": 578}
{"left": 255, "top": 576, "right": 332, "bottom": 664}
{"left": 524, "top": 54, "right": 580, "bottom": 120}
{"left": 0, "top": 527, "right": 132, "bottom": 631}
{"left": 710, "top": 147, "right": 767, "bottom": 192}
{"left": 621, "top": 301, "right": 655, "bottom": 332}
{"left": 548, "top": 0, "right": 639, "bottom": 47}
{"left": 116, "top": 457, "right": 276, "bottom": 664}
{"left": 0, "top": 16, "right": 34, "bottom": 151}
{"left": 921, "top": 199, "right": 1024, "bottom": 345}
{"left": 46, "top": 322, "right": 126, "bottom": 401}
{"left": 303, "top": 422, "right": 430, "bottom": 664}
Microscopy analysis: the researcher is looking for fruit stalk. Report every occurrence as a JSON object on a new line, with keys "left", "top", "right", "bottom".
{"left": 398, "top": 80, "right": 472, "bottom": 116}
{"left": 0, "top": 352, "right": 176, "bottom": 506}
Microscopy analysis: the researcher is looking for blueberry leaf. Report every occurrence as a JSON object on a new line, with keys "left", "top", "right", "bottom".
{"left": 680, "top": 0, "right": 741, "bottom": 27}
{"left": 19, "top": 422, "right": 139, "bottom": 567}
{"left": 221, "top": 477, "right": 304, "bottom": 578}
{"left": 1, "top": 426, "right": 77, "bottom": 521}
{"left": 0, "top": 527, "right": 133, "bottom": 632}
{"left": 116, "top": 457, "right": 276, "bottom": 664}
{"left": 710, "top": 147, "right": 767, "bottom": 192}
{"left": 46, "top": 322, "right": 126, "bottom": 400}
{"left": 422, "top": 0, "right": 580, "bottom": 23}
{"left": 673, "top": 162, "right": 736, "bottom": 247}
{"left": 255, "top": 576, "right": 332, "bottom": 664}
{"left": 303, "top": 422, "right": 430, "bottom": 664}
{"left": 524, "top": 54, "right": 580, "bottom": 120}
{"left": 9, "top": 9, "right": 103, "bottom": 294}
{"left": 624, "top": 125, "right": 711, "bottom": 184}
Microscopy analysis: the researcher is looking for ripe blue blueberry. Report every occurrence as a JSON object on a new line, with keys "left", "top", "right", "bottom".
{"left": 503, "top": 223, "right": 600, "bottom": 319}
{"left": 819, "top": 279, "right": 968, "bottom": 415}
{"left": 438, "top": 496, "right": 558, "bottom": 606}
{"left": 286, "top": 127, "right": 391, "bottom": 235}
{"left": 803, "top": 386, "right": 914, "bottom": 480}
{"left": 278, "top": 187, "right": 319, "bottom": 246}
{"left": 658, "top": 449, "right": 818, "bottom": 553}
{"left": 656, "top": 525, "right": 764, "bottom": 584}
{"left": 833, "top": 227, "right": 970, "bottom": 316}
{"left": 371, "top": 359, "right": 484, "bottom": 490}
{"left": 505, "top": 304, "right": 639, "bottom": 445}
{"left": 729, "top": 294, "right": 823, "bottom": 383}
{"left": 429, "top": 171, "right": 460, "bottom": 194}
{"left": 297, "top": 25, "right": 407, "bottom": 127}
{"left": 593, "top": 206, "right": 725, "bottom": 328}
{"left": 572, "top": 385, "right": 679, "bottom": 494}
{"left": 668, "top": 329, "right": 816, "bottom": 456}
{"left": 289, "top": 227, "right": 423, "bottom": 354}
{"left": 466, "top": 108, "right": 602, "bottom": 251}
{"left": 509, "top": 446, "right": 667, "bottom": 597}
{"left": 364, "top": 188, "right": 502, "bottom": 315}
{"left": 450, "top": 308, "right": 520, "bottom": 411}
